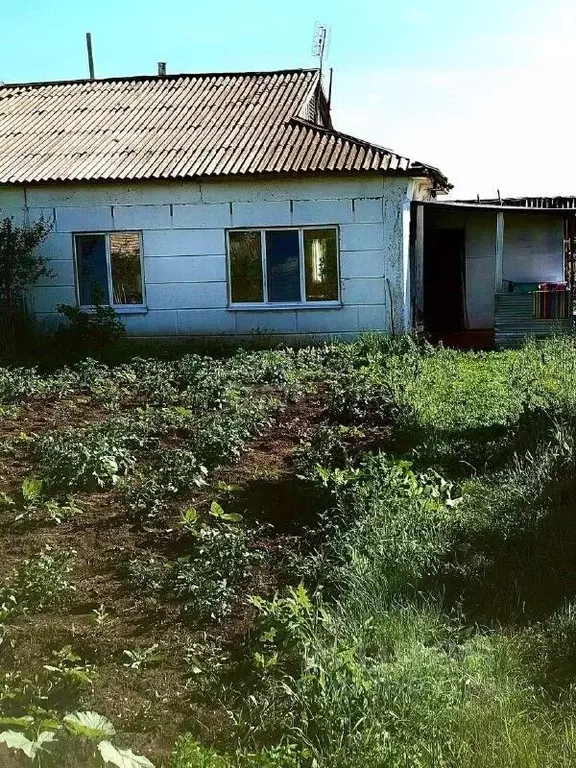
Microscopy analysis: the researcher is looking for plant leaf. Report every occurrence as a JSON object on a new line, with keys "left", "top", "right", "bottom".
{"left": 209, "top": 501, "right": 243, "bottom": 522}
{"left": 34, "top": 731, "right": 56, "bottom": 755}
{"left": 0, "top": 730, "right": 35, "bottom": 757}
{"left": 180, "top": 507, "right": 198, "bottom": 525}
{"left": 64, "top": 711, "right": 115, "bottom": 740}
{"left": 22, "top": 477, "right": 43, "bottom": 502}
{"left": 0, "top": 729, "right": 55, "bottom": 758}
{"left": 220, "top": 511, "right": 243, "bottom": 522}
{"left": 209, "top": 501, "right": 226, "bottom": 518}
{"left": 0, "top": 716, "right": 34, "bottom": 728}
{"left": 98, "top": 740, "right": 155, "bottom": 767}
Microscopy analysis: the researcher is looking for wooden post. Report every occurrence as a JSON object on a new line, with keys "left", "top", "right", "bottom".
{"left": 495, "top": 210, "right": 504, "bottom": 292}
{"left": 565, "top": 212, "right": 576, "bottom": 333}
{"left": 413, "top": 202, "right": 425, "bottom": 327}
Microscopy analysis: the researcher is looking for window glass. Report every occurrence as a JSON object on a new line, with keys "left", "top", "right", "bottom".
{"left": 304, "top": 229, "right": 339, "bottom": 301}
{"left": 110, "top": 233, "right": 143, "bottom": 305}
{"left": 75, "top": 234, "right": 109, "bottom": 305}
{"left": 266, "top": 230, "right": 301, "bottom": 302}
{"left": 229, "top": 231, "right": 264, "bottom": 303}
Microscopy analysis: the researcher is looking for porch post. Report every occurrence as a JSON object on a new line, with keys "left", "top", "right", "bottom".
{"left": 413, "top": 202, "right": 425, "bottom": 327}
{"left": 495, "top": 210, "right": 504, "bottom": 292}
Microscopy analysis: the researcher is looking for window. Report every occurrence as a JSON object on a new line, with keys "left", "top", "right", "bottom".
{"left": 74, "top": 232, "right": 145, "bottom": 307}
{"left": 227, "top": 227, "right": 339, "bottom": 306}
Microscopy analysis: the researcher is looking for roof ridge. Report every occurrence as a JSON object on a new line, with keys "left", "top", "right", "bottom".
{"left": 0, "top": 67, "right": 318, "bottom": 91}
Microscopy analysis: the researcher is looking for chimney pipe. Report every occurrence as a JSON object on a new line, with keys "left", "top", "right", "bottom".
{"left": 157, "top": 62, "right": 167, "bottom": 76}
{"left": 86, "top": 32, "right": 95, "bottom": 80}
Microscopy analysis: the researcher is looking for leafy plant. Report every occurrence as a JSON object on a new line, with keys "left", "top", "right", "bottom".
{"left": 0, "top": 217, "right": 54, "bottom": 306}
{"left": 36, "top": 421, "right": 143, "bottom": 491}
{"left": 0, "top": 728, "right": 55, "bottom": 760}
{"left": 127, "top": 554, "right": 171, "bottom": 593}
{"left": 0, "top": 710, "right": 155, "bottom": 766}
{"left": 125, "top": 449, "right": 208, "bottom": 521}
{"left": 92, "top": 605, "right": 111, "bottom": 628}
{"left": 294, "top": 424, "right": 366, "bottom": 477}
{"left": 122, "top": 645, "right": 164, "bottom": 671}
{"left": 3, "top": 477, "right": 83, "bottom": 524}
{"left": 173, "top": 524, "right": 258, "bottom": 620}
{"left": 43, "top": 645, "right": 96, "bottom": 695}
{"left": 0, "top": 550, "right": 75, "bottom": 615}
{"left": 56, "top": 301, "right": 127, "bottom": 353}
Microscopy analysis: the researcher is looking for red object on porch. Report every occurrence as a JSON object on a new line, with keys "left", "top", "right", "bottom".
{"left": 538, "top": 282, "right": 567, "bottom": 292}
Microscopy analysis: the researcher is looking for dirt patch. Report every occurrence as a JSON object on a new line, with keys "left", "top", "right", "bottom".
{"left": 0, "top": 395, "right": 112, "bottom": 438}
{"left": 193, "top": 390, "right": 328, "bottom": 529}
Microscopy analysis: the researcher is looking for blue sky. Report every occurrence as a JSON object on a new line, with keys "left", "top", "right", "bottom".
{"left": 1, "top": 0, "right": 574, "bottom": 197}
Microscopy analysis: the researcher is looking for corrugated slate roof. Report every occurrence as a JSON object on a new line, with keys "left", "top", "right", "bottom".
{"left": 0, "top": 68, "right": 448, "bottom": 187}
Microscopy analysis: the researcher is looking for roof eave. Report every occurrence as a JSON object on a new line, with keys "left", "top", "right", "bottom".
{"left": 0, "top": 166, "right": 450, "bottom": 187}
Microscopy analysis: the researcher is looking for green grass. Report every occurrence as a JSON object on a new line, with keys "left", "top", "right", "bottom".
{"left": 169, "top": 334, "right": 576, "bottom": 768}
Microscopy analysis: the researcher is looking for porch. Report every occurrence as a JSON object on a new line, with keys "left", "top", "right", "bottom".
{"left": 412, "top": 200, "right": 576, "bottom": 348}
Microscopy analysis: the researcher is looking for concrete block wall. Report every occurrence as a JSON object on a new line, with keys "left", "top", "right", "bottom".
{"left": 0, "top": 175, "right": 421, "bottom": 339}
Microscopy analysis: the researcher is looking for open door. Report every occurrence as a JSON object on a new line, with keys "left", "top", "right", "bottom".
{"left": 424, "top": 228, "right": 465, "bottom": 332}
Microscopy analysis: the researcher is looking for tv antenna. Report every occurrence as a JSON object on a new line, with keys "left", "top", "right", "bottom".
{"left": 312, "top": 23, "right": 331, "bottom": 120}
{"left": 312, "top": 22, "right": 328, "bottom": 76}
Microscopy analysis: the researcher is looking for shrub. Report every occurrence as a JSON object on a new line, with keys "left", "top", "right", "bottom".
{"left": 0, "top": 217, "right": 54, "bottom": 305}
{"left": 56, "top": 302, "right": 126, "bottom": 354}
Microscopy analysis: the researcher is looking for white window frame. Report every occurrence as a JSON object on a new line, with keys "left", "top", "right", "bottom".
{"left": 73, "top": 231, "right": 147, "bottom": 313}
{"left": 226, "top": 225, "right": 341, "bottom": 310}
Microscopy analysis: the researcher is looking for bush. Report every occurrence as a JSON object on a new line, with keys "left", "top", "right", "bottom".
{"left": 56, "top": 302, "right": 126, "bottom": 354}
{"left": 0, "top": 217, "right": 54, "bottom": 305}
{"left": 0, "top": 216, "right": 54, "bottom": 359}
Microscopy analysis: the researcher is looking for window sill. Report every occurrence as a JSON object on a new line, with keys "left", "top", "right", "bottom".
{"left": 115, "top": 306, "right": 148, "bottom": 315}
{"left": 228, "top": 302, "right": 343, "bottom": 311}
{"left": 79, "top": 305, "right": 148, "bottom": 315}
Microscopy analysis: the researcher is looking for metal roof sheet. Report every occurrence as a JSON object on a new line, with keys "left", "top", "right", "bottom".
{"left": 0, "top": 68, "right": 448, "bottom": 187}
{"left": 457, "top": 196, "right": 576, "bottom": 209}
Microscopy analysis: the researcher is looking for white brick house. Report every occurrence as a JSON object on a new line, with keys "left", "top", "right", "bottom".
{"left": 0, "top": 69, "right": 449, "bottom": 340}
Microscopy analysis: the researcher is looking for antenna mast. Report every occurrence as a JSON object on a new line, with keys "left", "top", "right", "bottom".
{"left": 312, "top": 22, "right": 329, "bottom": 123}
{"left": 312, "top": 22, "right": 327, "bottom": 77}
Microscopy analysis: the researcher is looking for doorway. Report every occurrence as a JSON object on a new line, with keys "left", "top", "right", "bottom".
{"left": 424, "top": 228, "right": 465, "bottom": 332}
